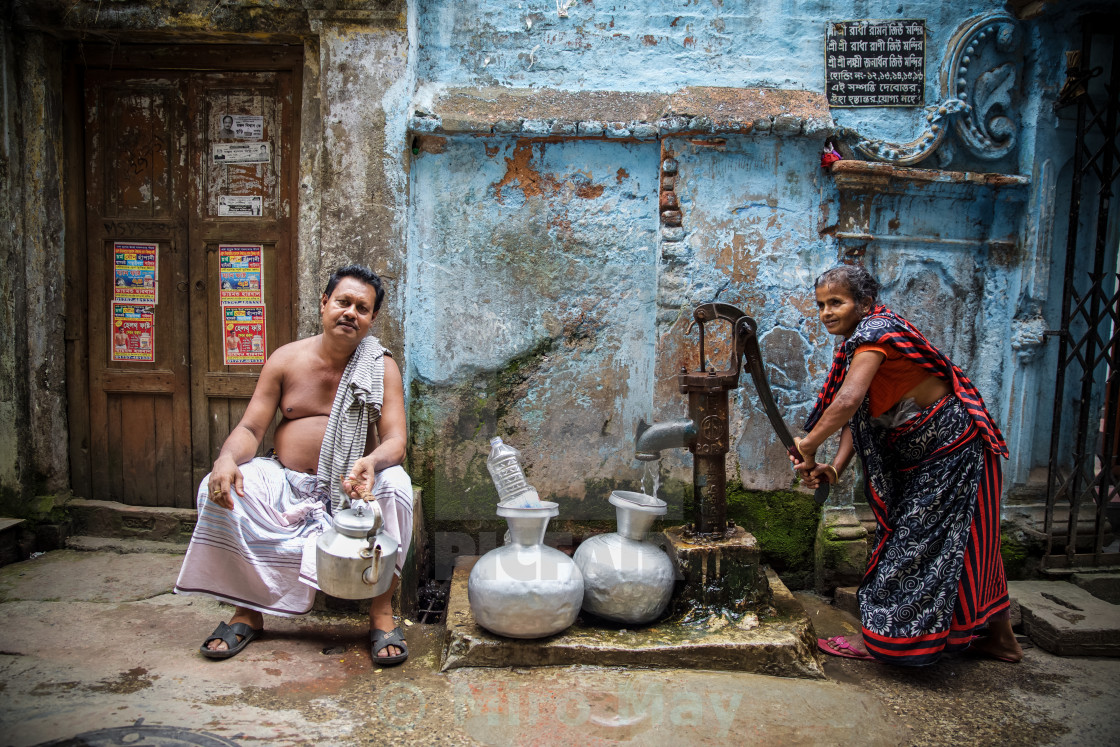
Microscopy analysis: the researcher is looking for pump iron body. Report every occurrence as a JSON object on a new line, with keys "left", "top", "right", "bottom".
{"left": 635, "top": 303, "right": 829, "bottom": 537}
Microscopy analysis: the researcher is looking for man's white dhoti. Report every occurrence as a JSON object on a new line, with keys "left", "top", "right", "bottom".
{"left": 174, "top": 457, "right": 413, "bottom": 617}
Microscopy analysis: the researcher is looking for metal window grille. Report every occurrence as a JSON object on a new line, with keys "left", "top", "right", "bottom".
{"left": 1045, "top": 15, "right": 1120, "bottom": 570}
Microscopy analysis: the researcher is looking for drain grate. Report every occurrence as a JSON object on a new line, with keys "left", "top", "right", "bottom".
{"left": 416, "top": 579, "right": 449, "bottom": 624}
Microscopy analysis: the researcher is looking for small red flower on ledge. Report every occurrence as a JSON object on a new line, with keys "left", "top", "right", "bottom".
{"left": 821, "top": 140, "right": 842, "bottom": 169}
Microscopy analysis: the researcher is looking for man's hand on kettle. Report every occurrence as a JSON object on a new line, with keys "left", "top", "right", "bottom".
{"left": 342, "top": 456, "right": 376, "bottom": 500}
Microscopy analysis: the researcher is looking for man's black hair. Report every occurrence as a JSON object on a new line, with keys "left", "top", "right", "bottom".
{"left": 324, "top": 264, "right": 385, "bottom": 313}
{"left": 813, "top": 264, "right": 880, "bottom": 307}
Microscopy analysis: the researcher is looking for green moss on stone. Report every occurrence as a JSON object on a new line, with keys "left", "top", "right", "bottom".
{"left": 725, "top": 482, "right": 820, "bottom": 589}
{"left": 408, "top": 338, "right": 559, "bottom": 544}
{"left": 816, "top": 533, "right": 849, "bottom": 568}
{"left": 1000, "top": 528, "right": 1029, "bottom": 580}
{"left": 0, "top": 487, "right": 70, "bottom": 525}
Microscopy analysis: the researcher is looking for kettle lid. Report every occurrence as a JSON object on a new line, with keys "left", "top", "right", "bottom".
{"left": 332, "top": 501, "right": 383, "bottom": 537}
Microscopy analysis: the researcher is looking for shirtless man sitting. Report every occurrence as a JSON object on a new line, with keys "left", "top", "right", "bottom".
{"left": 175, "top": 264, "right": 412, "bottom": 664}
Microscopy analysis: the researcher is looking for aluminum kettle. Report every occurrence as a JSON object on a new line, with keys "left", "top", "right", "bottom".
{"left": 315, "top": 499, "right": 398, "bottom": 599}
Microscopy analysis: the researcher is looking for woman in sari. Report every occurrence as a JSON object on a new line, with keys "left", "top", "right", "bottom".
{"left": 794, "top": 265, "right": 1022, "bottom": 665}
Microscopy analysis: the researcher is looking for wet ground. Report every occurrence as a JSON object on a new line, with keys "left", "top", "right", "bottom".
{"left": 0, "top": 547, "right": 1117, "bottom": 746}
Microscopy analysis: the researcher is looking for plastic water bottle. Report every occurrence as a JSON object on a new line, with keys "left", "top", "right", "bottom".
{"left": 487, "top": 437, "right": 541, "bottom": 507}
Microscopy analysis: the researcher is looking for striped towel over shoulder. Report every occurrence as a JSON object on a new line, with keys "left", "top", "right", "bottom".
{"left": 317, "top": 336, "right": 387, "bottom": 512}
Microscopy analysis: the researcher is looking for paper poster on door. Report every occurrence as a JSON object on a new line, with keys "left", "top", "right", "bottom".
{"left": 113, "top": 242, "right": 158, "bottom": 305}
{"left": 217, "top": 114, "right": 264, "bottom": 140}
{"left": 218, "top": 244, "right": 263, "bottom": 306}
{"left": 218, "top": 195, "right": 263, "bottom": 217}
{"left": 223, "top": 305, "right": 266, "bottom": 365}
{"left": 212, "top": 142, "right": 271, "bottom": 164}
{"left": 111, "top": 303, "right": 155, "bottom": 362}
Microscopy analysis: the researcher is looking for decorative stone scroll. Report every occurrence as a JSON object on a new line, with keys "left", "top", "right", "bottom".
{"left": 853, "top": 11, "right": 1021, "bottom": 166}
{"left": 826, "top": 19, "right": 926, "bottom": 108}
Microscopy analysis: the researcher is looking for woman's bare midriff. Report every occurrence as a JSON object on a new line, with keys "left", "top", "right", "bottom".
{"left": 273, "top": 415, "right": 330, "bottom": 474}
{"left": 902, "top": 375, "right": 952, "bottom": 410}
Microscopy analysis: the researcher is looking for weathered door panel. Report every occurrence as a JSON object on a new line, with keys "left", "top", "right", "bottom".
{"left": 78, "top": 56, "right": 298, "bottom": 508}
{"left": 188, "top": 72, "right": 295, "bottom": 488}
{"left": 84, "top": 72, "right": 193, "bottom": 507}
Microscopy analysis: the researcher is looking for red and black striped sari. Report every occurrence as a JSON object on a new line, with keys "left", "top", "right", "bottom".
{"left": 805, "top": 305, "right": 1010, "bottom": 665}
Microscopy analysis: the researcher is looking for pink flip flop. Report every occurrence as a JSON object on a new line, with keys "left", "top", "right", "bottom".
{"left": 818, "top": 635, "right": 876, "bottom": 660}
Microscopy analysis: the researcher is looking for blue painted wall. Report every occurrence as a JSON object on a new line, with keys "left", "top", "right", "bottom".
{"left": 404, "top": 0, "right": 1095, "bottom": 524}
{"left": 407, "top": 137, "right": 660, "bottom": 520}
{"left": 416, "top": 1, "right": 1016, "bottom": 150}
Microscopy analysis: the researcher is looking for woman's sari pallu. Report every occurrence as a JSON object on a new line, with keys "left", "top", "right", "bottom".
{"left": 805, "top": 305, "right": 1010, "bottom": 666}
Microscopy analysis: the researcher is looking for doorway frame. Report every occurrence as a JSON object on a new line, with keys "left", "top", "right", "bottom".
{"left": 63, "top": 43, "right": 304, "bottom": 501}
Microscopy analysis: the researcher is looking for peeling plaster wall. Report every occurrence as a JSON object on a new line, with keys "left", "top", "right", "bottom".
{"left": 416, "top": 0, "right": 1011, "bottom": 148}
{"left": 20, "top": 34, "right": 69, "bottom": 495}
{"left": 407, "top": 0, "right": 1059, "bottom": 518}
{"left": 0, "top": 27, "right": 68, "bottom": 500}
{"left": 0, "top": 23, "right": 30, "bottom": 499}
{"left": 654, "top": 136, "right": 834, "bottom": 490}
{"left": 407, "top": 137, "right": 659, "bottom": 520}
{"left": 312, "top": 18, "right": 411, "bottom": 353}
{"left": 1018, "top": 12, "right": 1119, "bottom": 479}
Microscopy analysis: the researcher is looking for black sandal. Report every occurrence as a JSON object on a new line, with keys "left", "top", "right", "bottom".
{"left": 370, "top": 626, "right": 408, "bottom": 666}
{"left": 200, "top": 621, "right": 262, "bottom": 660}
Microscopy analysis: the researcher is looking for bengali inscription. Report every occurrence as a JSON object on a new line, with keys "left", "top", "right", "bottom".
{"left": 826, "top": 19, "right": 925, "bottom": 108}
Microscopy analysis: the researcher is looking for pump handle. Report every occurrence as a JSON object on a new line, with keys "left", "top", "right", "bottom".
{"left": 738, "top": 320, "right": 830, "bottom": 505}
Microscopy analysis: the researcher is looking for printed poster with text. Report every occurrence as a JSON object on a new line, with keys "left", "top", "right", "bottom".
{"left": 223, "top": 305, "right": 267, "bottom": 366}
{"left": 111, "top": 303, "right": 155, "bottom": 362}
{"left": 218, "top": 244, "right": 263, "bottom": 306}
{"left": 113, "top": 242, "right": 158, "bottom": 305}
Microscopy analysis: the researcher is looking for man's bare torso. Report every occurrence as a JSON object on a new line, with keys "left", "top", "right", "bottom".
{"left": 272, "top": 335, "right": 348, "bottom": 474}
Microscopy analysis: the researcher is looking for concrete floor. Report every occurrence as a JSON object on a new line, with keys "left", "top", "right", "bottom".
{"left": 0, "top": 547, "right": 1118, "bottom": 746}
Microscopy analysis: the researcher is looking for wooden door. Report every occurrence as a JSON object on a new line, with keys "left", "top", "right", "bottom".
{"left": 188, "top": 72, "right": 296, "bottom": 490}
{"left": 83, "top": 71, "right": 193, "bottom": 507}
{"left": 78, "top": 51, "right": 298, "bottom": 508}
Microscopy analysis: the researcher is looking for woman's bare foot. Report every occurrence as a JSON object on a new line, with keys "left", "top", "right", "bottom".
{"left": 969, "top": 615, "right": 1023, "bottom": 662}
{"left": 206, "top": 607, "right": 264, "bottom": 651}
{"left": 969, "top": 635, "right": 1023, "bottom": 662}
{"left": 843, "top": 634, "right": 869, "bottom": 656}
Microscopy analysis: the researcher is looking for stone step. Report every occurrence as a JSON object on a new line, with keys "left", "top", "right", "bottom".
{"left": 855, "top": 501, "right": 1114, "bottom": 548}
{"left": 67, "top": 499, "right": 196, "bottom": 544}
{"left": 834, "top": 586, "right": 860, "bottom": 619}
{"left": 66, "top": 535, "right": 187, "bottom": 555}
{"left": 1072, "top": 572, "right": 1120, "bottom": 604}
{"left": 0, "top": 517, "right": 27, "bottom": 568}
{"left": 1003, "top": 502, "right": 1114, "bottom": 538}
{"left": 1009, "top": 580, "right": 1120, "bottom": 657}
{"left": 442, "top": 559, "right": 824, "bottom": 677}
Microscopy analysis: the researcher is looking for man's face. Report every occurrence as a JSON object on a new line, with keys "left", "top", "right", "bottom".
{"left": 320, "top": 277, "right": 378, "bottom": 341}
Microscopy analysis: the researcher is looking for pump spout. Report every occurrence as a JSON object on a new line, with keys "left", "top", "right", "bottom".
{"left": 635, "top": 418, "right": 698, "bottom": 461}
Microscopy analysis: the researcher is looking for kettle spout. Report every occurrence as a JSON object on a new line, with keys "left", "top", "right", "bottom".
{"left": 363, "top": 541, "right": 384, "bottom": 587}
{"left": 635, "top": 418, "right": 698, "bottom": 461}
